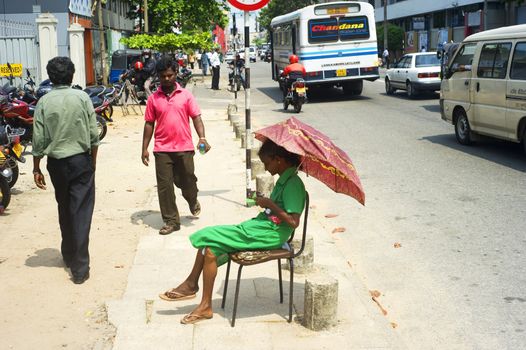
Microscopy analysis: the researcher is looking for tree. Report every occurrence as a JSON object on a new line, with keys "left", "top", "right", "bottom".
{"left": 258, "top": 1, "right": 320, "bottom": 32}
{"left": 126, "top": 0, "right": 228, "bottom": 33}
{"left": 377, "top": 23, "right": 404, "bottom": 53}
{"left": 120, "top": 32, "right": 215, "bottom": 53}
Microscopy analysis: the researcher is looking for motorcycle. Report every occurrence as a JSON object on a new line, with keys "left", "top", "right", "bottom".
{"left": 228, "top": 61, "right": 245, "bottom": 92}
{"left": 281, "top": 76, "right": 307, "bottom": 113}
{"left": 0, "top": 95, "right": 33, "bottom": 145}
{"left": 176, "top": 67, "right": 193, "bottom": 88}
{"left": 264, "top": 50, "right": 272, "bottom": 63}
{"left": 0, "top": 124, "right": 25, "bottom": 189}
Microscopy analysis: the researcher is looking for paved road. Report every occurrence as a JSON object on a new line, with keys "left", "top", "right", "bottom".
{"left": 242, "top": 61, "right": 526, "bottom": 349}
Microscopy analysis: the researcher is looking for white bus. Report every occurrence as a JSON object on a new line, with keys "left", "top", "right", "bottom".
{"left": 270, "top": 1, "right": 379, "bottom": 95}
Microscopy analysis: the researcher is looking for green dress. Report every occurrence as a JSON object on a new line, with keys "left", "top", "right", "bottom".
{"left": 189, "top": 167, "right": 306, "bottom": 266}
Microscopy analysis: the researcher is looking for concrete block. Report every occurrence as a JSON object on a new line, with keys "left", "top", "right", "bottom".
{"left": 250, "top": 159, "right": 265, "bottom": 180}
{"left": 250, "top": 146, "right": 260, "bottom": 160}
{"left": 241, "top": 133, "right": 246, "bottom": 148}
{"left": 303, "top": 273, "right": 338, "bottom": 331}
{"left": 227, "top": 103, "right": 237, "bottom": 117}
{"left": 256, "top": 174, "right": 274, "bottom": 197}
{"left": 282, "top": 235, "right": 314, "bottom": 274}
{"left": 234, "top": 122, "right": 244, "bottom": 139}
{"left": 229, "top": 112, "right": 240, "bottom": 126}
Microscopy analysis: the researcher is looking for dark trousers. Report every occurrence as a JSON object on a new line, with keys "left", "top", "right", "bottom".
{"left": 154, "top": 152, "right": 198, "bottom": 226}
{"left": 211, "top": 66, "right": 220, "bottom": 89}
{"left": 47, "top": 152, "right": 95, "bottom": 278}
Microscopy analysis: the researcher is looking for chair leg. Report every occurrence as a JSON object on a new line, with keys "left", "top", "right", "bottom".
{"left": 231, "top": 264, "right": 244, "bottom": 327}
{"left": 221, "top": 259, "right": 231, "bottom": 309}
{"left": 289, "top": 258, "right": 294, "bottom": 323}
{"left": 278, "top": 259, "right": 283, "bottom": 303}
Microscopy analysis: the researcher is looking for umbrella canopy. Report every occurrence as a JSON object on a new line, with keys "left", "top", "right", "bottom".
{"left": 254, "top": 117, "right": 365, "bottom": 205}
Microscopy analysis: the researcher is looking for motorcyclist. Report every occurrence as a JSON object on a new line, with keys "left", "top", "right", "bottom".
{"left": 129, "top": 61, "right": 147, "bottom": 87}
{"left": 280, "top": 54, "right": 306, "bottom": 100}
{"left": 228, "top": 53, "right": 245, "bottom": 87}
{"left": 142, "top": 49, "right": 156, "bottom": 97}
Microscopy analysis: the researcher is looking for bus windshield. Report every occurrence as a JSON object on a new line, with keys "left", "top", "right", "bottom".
{"left": 308, "top": 16, "right": 369, "bottom": 44}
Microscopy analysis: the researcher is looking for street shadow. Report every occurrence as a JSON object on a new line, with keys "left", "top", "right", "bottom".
{"left": 257, "top": 85, "right": 373, "bottom": 105}
{"left": 131, "top": 210, "right": 163, "bottom": 230}
{"left": 199, "top": 189, "right": 246, "bottom": 208}
{"left": 422, "top": 134, "right": 526, "bottom": 172}
{"left": 156, "top": 277, "right": 305, "bottom": 322}
{"left": 25, "top": 248, "right": 65, "bottom": 268}
{"left": 380, "top": 91, "right": 439, "bottom": 100}
{"left": 257, "top": 86, "right": 283, "bottom": 103}
{"left": 421, "top": 104, "right": 441, "bottom": 113}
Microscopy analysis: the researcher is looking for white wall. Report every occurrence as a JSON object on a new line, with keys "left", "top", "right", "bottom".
{"left": 375, "top": 0, "right": 483, "bottom": 21}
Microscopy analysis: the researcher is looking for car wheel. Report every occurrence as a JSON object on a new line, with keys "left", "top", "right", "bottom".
{"left": 385, "top": 78, "right": 395, "bottom": 95}
{"left": 455, "top": 110, "right": 472, "bottom": 145}
{"left": 406, "top": 82, "right": 417, "bottom": 98}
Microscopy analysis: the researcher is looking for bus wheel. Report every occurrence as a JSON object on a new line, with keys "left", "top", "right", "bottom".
{"left": 343, "top": 81, "right": 363, "bottom": 95}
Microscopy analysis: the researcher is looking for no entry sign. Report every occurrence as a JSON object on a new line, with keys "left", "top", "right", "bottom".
{"left": 227, "top": 0, "right": 270, "bottom": 11}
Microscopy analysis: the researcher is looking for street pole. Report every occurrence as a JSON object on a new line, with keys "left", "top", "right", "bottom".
{"left": 383, "top": 0, "right": 388, "bottom": 52}
{"left": 144, "top": 0, "right": 148, "bottom": 33}
{"left": 233, "top": 13, "right": 238, "bottom": 100}
{"left": 97, "top": 0, "right": 108, "bottom": 84}
{"left": 244, "top": 11, "right": 252, "bottom": 204}
{"left": 483, "top": 0, "right": 488, "bottom": 31}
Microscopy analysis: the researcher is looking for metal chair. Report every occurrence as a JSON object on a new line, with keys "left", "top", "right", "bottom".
{"left": 221, "top": 192, "right": 310, "bottom": 327}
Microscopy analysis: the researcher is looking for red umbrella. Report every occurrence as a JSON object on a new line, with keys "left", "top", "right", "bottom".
{"left": 254, "top": 117, "right": 365, "bottom": 205}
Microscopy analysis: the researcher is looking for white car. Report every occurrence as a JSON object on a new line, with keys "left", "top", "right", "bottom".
{"left": 385, "top": 52, "right": 441, "bottom": 98}
{"left": 248, "top": 47, "right": 257, "bottom": 62}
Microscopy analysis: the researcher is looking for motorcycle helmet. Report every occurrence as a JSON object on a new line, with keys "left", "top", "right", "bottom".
{"left": 134, "top": 61, "right": 144, "bottom": 71}
{"left": 289, "top": 54, "right": 299, "bottom": 64}
{"left": 142, "top": 49, "right": 152, "bottom": 58}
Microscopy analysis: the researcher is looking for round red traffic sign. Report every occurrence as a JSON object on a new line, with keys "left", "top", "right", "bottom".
{"left": 227, "top": 0, "right": 270, "bottom": 11}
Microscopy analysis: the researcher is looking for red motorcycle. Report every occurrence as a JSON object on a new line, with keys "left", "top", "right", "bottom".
{"left": 0, "top": 95, "right": 33, "bottom": 145}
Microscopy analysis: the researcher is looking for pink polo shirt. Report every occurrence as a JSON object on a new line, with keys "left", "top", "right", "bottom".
{"left": 144, "top": 83, "right": 201, "bottom": 152}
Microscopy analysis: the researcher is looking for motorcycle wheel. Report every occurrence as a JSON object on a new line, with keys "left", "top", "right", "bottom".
{"left": 283, "top": 99, "right": 289, "bottom": 110}
{"left": 7, "top": 158, "right": 18, "bottom": 188}
{"left": 294, "top": 101, "right": 302, "bottom": 113}
{"left": 236, "top": 79, "right": 241, "bottom": 92}
{"left": 0, "top": 176, "right": 11, "bottom": 212}
{"left": 97, "top": 115, "right": 107, "bottom": 141}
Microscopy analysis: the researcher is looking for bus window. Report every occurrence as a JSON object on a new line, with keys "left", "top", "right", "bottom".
{"left": 339, "top": 16, "right": 369, "bottom": 41}
{"left": 308, "top": 18, "right": 338, "bottom": 43}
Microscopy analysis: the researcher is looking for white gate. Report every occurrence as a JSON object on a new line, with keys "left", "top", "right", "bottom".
{"left": 0, "top": 19, "right": 39, "bottom": 87}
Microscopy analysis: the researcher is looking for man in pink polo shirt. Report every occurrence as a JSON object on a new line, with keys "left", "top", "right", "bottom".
{"left": 141, "top": 56, "right": 211, "bottom": 235}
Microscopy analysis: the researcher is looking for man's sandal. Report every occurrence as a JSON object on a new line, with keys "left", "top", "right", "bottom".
{"left": 180, "top": 313, "right": 213, "bottom": 324}
{"left": 159, "top": 288, "right": 198, "bottom": 301}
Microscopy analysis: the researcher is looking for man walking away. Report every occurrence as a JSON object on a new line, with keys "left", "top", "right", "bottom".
{"left": 382, "top": 48, "right": 390, "bottom": 69}
{"left": 32, "top": 56, "right": 99, "bottom": 285}
{"left": 201, "top": 51, "right": 209, "bottom": 76}
{"left": 210, "top": 48, "right": 221, "bottom": 90}
{"left": 142, "top": 56, "right": 211, "bottom": 235}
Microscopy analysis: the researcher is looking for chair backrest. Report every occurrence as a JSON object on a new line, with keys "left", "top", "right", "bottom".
{"left": 288, "top": 191, "right": 309, "bottom": 258}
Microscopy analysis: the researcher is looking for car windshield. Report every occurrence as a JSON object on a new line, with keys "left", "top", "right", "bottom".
{"left": 415, "top": 54, "right": 440, "bottom": 67}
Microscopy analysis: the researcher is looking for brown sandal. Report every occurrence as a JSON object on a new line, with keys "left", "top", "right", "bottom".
{"left": 159, "top": 224, "right": 180, "bottom": 235}
{"left": 180, "top": 313, "right": 213, "bottom": 324}
{"left": 159, "top": 288, "right": 198, "bottom": 301}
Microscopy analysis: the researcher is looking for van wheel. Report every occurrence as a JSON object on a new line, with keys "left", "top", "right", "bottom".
{"left": 455, "top": 110, "right": 472, "bottom": 145}
{"left": 406, "top": 82, "right": 417, "bottom": 98}
{"left": 385, "top": 78, "right": 395, "bottom": 95}
{"left": 522, "top": 128, "right": 526, "bottom": 155}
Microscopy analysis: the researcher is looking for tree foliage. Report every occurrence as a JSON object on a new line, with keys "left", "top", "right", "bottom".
{"left": 126, "top": 0, "right": 228, "bottom": 33}
{"left": 258, "top": 1, "right": 321, "bottom": 31}
{"left": 377, "top": 24, "right": 405, "bottom": 52}
{"left": 120, "top": 32, "right": 215, "bottom": 52}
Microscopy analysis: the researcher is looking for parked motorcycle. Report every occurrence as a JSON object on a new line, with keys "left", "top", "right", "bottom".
{"left": 0, "top": 124, "right": 25, "bottom": 189}
{"left": 0, "top": 95, "right": 33, "bottom": 144}
{"left": 280, "top": 76, "right": 307, "bottom": 113}
{"left": 176, "top": 67, "right": 193, "bottom": 88}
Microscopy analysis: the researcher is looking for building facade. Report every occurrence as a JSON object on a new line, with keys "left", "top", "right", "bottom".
{"left": 0, "top": 0, "right": 134, "bottom": 85}
{"left": 370, "top": 0, "right": 526, "bottom": 53}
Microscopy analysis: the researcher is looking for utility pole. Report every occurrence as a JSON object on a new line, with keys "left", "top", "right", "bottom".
{"left": 144, "top": 0, "right": 148, "bottom": 33}
{"left": 483, "top": 0, "right": 488, "bottom": 30}
{"left": 383, "top": 0, "right": 388, "bottom": 51}
{"left": 97, "top": 0, "right": 108, "bottom": 84}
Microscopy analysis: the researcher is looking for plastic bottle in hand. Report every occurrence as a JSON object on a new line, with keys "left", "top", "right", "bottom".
{"left": 198, "top": 142, "right": 206, "bottom": 155}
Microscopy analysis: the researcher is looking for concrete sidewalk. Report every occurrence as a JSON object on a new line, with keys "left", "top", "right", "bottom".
{"left": 106, "top": 71, "right": 405, "bottom": 350}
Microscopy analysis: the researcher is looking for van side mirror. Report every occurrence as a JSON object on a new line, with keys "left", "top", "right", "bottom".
{"left": 437, "top": 51, "right": 442, "bottom": 60}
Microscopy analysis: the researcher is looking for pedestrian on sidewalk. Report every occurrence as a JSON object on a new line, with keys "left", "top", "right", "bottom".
{"left": 382, "top": 48, "right": 390, "bottom": 69}
{"left": 141, "top": 56, "right": 211, "bottom": 235}
{"left": 32, "top": 56, "right": 99, "bottom": 285}
{"left": 201, "top": 50, "right": 209, "bottom": 76}
{"left": 158, "top": 139, "right": 306, "bottom": 325}
{"left": 210, "top": 48, "right": 221, "bottom": 90}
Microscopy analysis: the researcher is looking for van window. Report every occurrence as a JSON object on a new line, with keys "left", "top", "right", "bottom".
{"left": 510, "top": 42, "right": 526, "bottom": 80}
{"left": 450, "top": 43, "right": 476, "bottom": 68}
{"left": 477, "top": 43, "right": 512, "bottom": 79}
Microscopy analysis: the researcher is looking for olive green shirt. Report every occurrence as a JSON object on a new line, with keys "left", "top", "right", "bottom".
{"left": 32, "top": 86, "right": 99, "bottom": 159}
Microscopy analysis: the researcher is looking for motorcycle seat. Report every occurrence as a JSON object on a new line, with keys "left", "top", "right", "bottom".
{"left": 84, "top": 86, "right": 106, "bottom": 97}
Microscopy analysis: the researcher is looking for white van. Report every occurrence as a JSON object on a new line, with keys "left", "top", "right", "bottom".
{"left": 440, "top": 24, "right": 526, "bottom": 154}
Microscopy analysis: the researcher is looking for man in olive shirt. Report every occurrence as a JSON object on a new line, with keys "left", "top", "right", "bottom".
{"left": 32, "top": 57, "right": 99, "bottom": 285}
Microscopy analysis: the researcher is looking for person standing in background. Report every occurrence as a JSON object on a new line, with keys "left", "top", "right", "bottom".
{"left": 201, "top": 50, "right": 210, "bottom": 76}
{"left": 210, "top": 48, "right": 221, "bottom": 90}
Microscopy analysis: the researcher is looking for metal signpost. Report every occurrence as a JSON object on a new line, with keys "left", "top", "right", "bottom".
{"left": 227, "top": 0, "right": 271, "bottom": 205}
